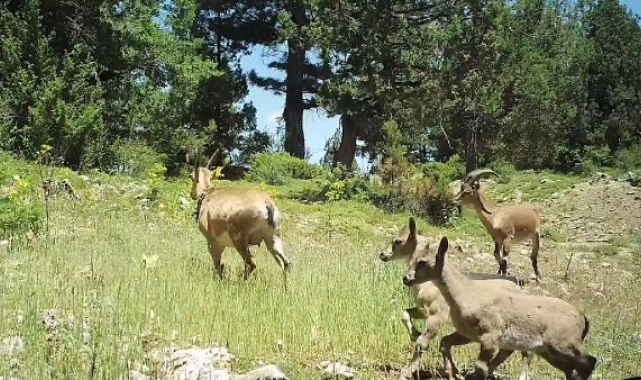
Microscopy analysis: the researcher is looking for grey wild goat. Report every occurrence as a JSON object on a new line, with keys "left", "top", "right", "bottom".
{"left": 380, "top": 217, "right": 532, "bottom": 379}
{"left": 454, "top": 168, "right": 542, "bottom": 281}
{"left": 190, "top": 150, "right": 291, "bottom": 280}
{"left": 402, "top": 236, "right": 597, "bottom": 380}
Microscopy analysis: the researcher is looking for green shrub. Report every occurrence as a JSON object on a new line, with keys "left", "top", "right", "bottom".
{"left": 371, "top": 170, "right": 456, "bottom": 226}
{"left": 292, "top": 165, "right": 372, "bottom": 202}
{"left": 585, "top": 146, "right": 613, "bottom": 168}
{"left": 487, "top": 159, "right": 517, "bottom": 183}
{"left": 616, "top": 143, "right": 641, "bottom": 172}
{"left": 245, "top": 152, "right": 326, "bottom": 185}
{"left": 418, "top": 154, "right": 465, "bottom": 184}
{"left": 368, "top": 157, "right": 457, "bottom": 226}
{"left": 554, "top": 145, "right": 616, "bottom": 175}
{"left": 112, "top": 142, "right": 168, "bottom": 178}
{"left": 0, "top": 165, "right": 44, "bottom": 239}
{"left": 0, "top": 197, "right": 43, "bottom": 238}
{"left": 554, "top": 145, "right": 583, "bottom": 173}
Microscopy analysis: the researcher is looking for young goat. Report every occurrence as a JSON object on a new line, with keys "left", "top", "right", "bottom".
{"left": 454, "top": 168, "right": 542, "bottom": 281}
{"left": 190, "top": 150, "right": 291, "bottom": 280}
{"left": 379, "top": 218, "right": 532, "bottom": 379}
{"left": 402, "top": 236, "right": 597, "bottom": 380}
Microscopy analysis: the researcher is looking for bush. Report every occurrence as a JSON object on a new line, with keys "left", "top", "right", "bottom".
{"left": 0, "top": 163, "right": 44, "bottom": 238}
{"left": 292, "top": 165, "right": 372, "bottom": 203}
{"left": 554, "top": 145, "right": 583, "bottom": 173}
{"left": 616, "top": 143, "right": 641, "bottom": 172}
{"left": 371, "top": 165, "right": 457, "bottom": 226}
{"left": 418, "top": 154, "right": 465, "bottom": 183}
{"left": 369, "top": 153, "right": 459, "bottom": 226}
{"left": 111, "top": 142, "right": 168, "bottom": 178}
{"left": 245, "top": 152, "right": 327, "bottom": 185}
{"left": 487, "top": 158, "right": 517, "bottom": 183}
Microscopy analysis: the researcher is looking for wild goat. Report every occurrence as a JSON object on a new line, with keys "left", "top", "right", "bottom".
{"left": 380, "top": 218, "right": 532, "bottom": 379}
{"left": 190, "top": 150, "right": 291, "bottom": 280}
{"left": 402, "top": 236, "right": 597, "bottom": 380}
{"left": 454, "top": 168, "right": 542, "bottom": 281}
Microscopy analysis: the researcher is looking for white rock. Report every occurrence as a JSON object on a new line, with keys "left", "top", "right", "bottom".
{"left": 0, "top": 336, "right": 25, "bottom": 356}
{"left": 159, "top": 346, "right": 234, "bottom": 380}
{"left": 233, "top": 365, "right": 290, "bottom": 380}
{"left": 128, "top": 370, "right": 150, "bottom": 380}
{"left": 317, "top": 361, "right": 356, "bottom": 379}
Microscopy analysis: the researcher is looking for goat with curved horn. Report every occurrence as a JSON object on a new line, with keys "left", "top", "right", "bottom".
{"left": 454, "top": 168, "right": 543, "bottom": 282}
{"left": 190, "top": 149, "right": 291, "bottom": 283}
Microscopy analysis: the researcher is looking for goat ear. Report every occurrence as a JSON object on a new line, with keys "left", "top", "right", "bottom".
{"left": 408, "top": 217, "right": 416, "bottom": 237}
{"left": 436, "top": 236, "right": 448, "bottom": 268}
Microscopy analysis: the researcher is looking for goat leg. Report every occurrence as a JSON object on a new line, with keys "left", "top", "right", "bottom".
{"left": 207, "top": 241, "right": 225, "bottom": 279}
{"left": 493, "top": 242, "right": 504, "bottom": 275}
{"left": 531, "top": 232, "right": 542, "bottom": 282}
{"left": 400, "top": 328, "right": 437, "bottom": 379}
{"left": 439, "top": 332, "right": 470, "bottom": 380}
{"left": 401, "top": 307, "right": 424, "bottom": 342}
{"left": 517, "top": 351, "right": 532, "bottom": 380}
{"left": 471, "top": 341, "right": 500, "bottom": 380}
{"left": 500, "top": 237, "right": 512, "bottom": 276}
{"left": 233, "top": 239, "right": 256, "bottom": 280}
{"left": 487, "top": 349, "right": 515, "bottom": 378}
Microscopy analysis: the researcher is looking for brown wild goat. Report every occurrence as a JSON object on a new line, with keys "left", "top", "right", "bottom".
{"left": 403, "top": 236, "right": 597, "bottom": 380}
{"left": 190, "top": 150, "right": 291, "bottom": 280}
{"left": 454, "top": 168, "right": 542, "bottom": 281}
{"left": 380, "top": 218, "right": 532, "bottom": 379}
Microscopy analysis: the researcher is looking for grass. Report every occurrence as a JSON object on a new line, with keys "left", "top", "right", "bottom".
{"left": 591, "top": 244, "right": 620, "bottom": 256}
{"left": 541, "top": 226, "right": 567, "bottom": 243}
{"left": 487, "top": 170, "right": 588, "bottom": 202}
{"left": 1, "top": 158, "right": 640, "bottom": 379}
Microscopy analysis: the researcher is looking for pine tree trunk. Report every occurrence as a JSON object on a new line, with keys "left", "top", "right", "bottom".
{"left": 283, "top": 0, "right": 306, "bottom": 159}
{"left": 465, "top": 119, "right": 478, "bottom": 173}
{"left": 333, "top": 114, "right": 358, "bottom": 169}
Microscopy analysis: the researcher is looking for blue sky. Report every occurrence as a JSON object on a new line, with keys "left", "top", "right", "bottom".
{"left": 239, "top": 0, "right": 641, "bottom": 166}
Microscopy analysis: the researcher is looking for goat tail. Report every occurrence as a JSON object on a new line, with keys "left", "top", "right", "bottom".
{"left": 582, "top": 314, "right": 590, "bottom": 340}
{"left": 266, "top": 202, "right": 279, "bottom": 229}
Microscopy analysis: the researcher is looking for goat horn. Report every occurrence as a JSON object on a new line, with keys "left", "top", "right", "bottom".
{"left": 207, "top": 148, "right": 221, "bottom": 169}
{"left": 463, "top": 168, "right": 499, "bottom": 184}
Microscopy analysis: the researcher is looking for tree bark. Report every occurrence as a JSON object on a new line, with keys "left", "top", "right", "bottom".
{"left": 283, "top": 0, "right": 306, "bottom": 159}
{"left": 333, "top": 114, "right": 359, "bottom": 169}
{"left": 465, "top": 118, "right": 478, "bottom": 173}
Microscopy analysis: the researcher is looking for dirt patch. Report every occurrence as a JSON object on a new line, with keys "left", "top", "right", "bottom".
{"left": 536, "top": 180, "right": 641, "bottom": 244}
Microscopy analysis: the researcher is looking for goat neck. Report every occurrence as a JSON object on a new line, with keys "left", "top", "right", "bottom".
{"left": 432, "top": 260, "right": 473, "bottom": 319}
{"left": 470, "top": 191, "right": 495, "bottom": 231}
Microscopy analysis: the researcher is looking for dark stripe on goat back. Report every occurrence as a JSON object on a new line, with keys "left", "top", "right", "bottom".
{"left": 463, "top": 271, "right": 525, "bottom": 286}
{"left": 266, "top": 203, "right": 276, "bottom": 229}
{"left": 582, "top": 314, "right": 590, "bottom": 340}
